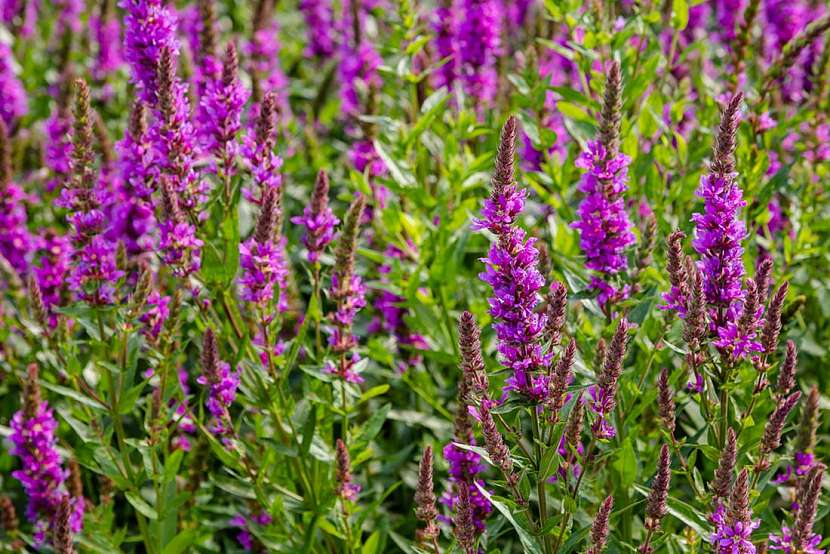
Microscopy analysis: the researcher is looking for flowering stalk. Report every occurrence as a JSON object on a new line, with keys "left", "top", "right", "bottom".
{"left": 8, "top": 365, "right": 83, "bottom": 546}
{"left": 640, "top": 444, "right": 670, "bottom": 554}
{"left": 571, "top": 61, "right": 635, "bottom": 311}
{"left": 588, "top": 318, "right": 630, "bottom": 440}
{"left": 326, "top": 194, "right": 367, "bottom": 385}
{"left": 197, "top": 41, "right": 249, "bottom": 203}
{"left": 414, "top": 446, "right": 440, "bottom": 552}
{"left": 120, "top": 0, "right": 179, "bottom": 104}
{"left": 196, "top": 328, "right": 240, "bottom": 441}
{"left": 474, "top": 115, "right": 550, "bottom": 401}
{"left": 59, "top": 79, "right": 123, "bottom": 304}
{"left": 0, "top": 119, "right": 32, "bottom": 276}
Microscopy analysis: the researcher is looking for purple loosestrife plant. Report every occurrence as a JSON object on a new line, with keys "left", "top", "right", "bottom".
{"left": 338, "top": 0, "right": 383, "bottom": 117}
{"left": 571, "top": 61, "right": 635, "bottom": 311}
{"left": 689, "top": 93, "right": 748, "bottom": 337}
{"left": 121, "top": 0, "right": 179, "bottom": 104}
{"left": 151, "top": 47, "right": 207, "bottom": 217}
{"left": 291, "top": 169, "right": 339, "bottom": 265}
{"left": 299, "top": 0, "right": 336, "bottom": 58}
{"left": 109, "top": 101, "right": 155, "bottom": 259}
{"left": 197, "top": 42, "right": 249, "bottom": 183}
{"left": 239, "top": 187, "right": 288, "bottom": 310}
{"left": 0, "top": 120, "right": 33, "bottom": 275}
{"left": 58, "top": 80, "right": 123, "bottom": 304}
{"left": 242, "top": 92, "right": 283, "bottom": 204}
{"left": 8, "top": 365, "right": 83, "bottom": 546}
{"left": 325, "top": 195, "right": 367, "bottom": 383}
{"left": 455, "top": 0, "right": 501, "bottom": 107}
{"left": 91, "top": 0, "right": 124, "bottom": 80}
{"left": 196, "top": 329, "right": 240, "bottom": 441}
{"left": 431, "top": 0, "right": 457, "bottom": 90}
{"left": 473, "top": 116, "right": 550, "bottom": 402}
{"left": 0, "top": 42, "right": 27, "bottom": 129}
{"left": 245, "top": 1, "right": 289, "bottom": 115}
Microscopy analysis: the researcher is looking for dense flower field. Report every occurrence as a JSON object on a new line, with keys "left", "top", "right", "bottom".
{"left": 1, "top": 0, "right": 830, "bottom": 552}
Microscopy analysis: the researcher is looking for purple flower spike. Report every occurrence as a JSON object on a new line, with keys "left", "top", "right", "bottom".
{"left": 456, "top": 0, "right": 501, "bottom": 106}
{"left": 299, "top": 0, "right": 336, "bottom": 58}
{"left": 121, "top": 0, "right": 179, "bottom": 104}
{"left": 291, "top": 169, "right": 339, "bottom": 264}
{"left": 475, "top": 116, "right": 550, "bottom": 402}
{"left": 0, "top": 42, "right": 28, "bottom": 129}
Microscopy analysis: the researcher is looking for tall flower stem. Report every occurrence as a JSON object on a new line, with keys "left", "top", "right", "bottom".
{"left": 531, "top": 409, "right": 551, "bottom": 554}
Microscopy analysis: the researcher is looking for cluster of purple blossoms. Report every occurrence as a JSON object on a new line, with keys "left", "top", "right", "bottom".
{"left": 338, "top": 0, "right": 383, "bottom": 117}
{"left": 0, "top": 42, "right": 28, "bottom": 128}
{"left": 474, "top": 118, "right": 550, "bottom": 401}
{"left": 441, "top": 442, "right": 491, "bottom": 532}
{"left": 430, "top": 1, "right": 456, "bottom": 90}
{"left": 454, "top": 0, "right": 501, "bottom": 106}
{"left": 239, "top": 238, "right": 288, "bottom": 308}
{"left": 139, "top": 291, "right": 171, "bottom": 339}
{"left": 120, "top": 0, "right": 180, "bottom": 104}
{"left": 91, "top": 10, "right": 124, "bottom": 80}
{"left": 9, "top": 369, "right": 84, "bottom": 546}
{"left": 291, "top": 170, "right": 339, "bottom": 264}
{"left": 197, "top": 332, "right": 240, "bottom": 439}
{"left": 691, "top": 172, "right": 748, "bottom": 331}
{"left": 197, "top": 43, "right": 249, "bottom": 169}
{"left": 773, "top": 451, "right": 816, "bottom": 484}
{"left": 33, "top": 232, "right": 73, "bottom": 326}
{"left": 326, "top": 268, "right": 368, "bottom": 383}
{"left": 299, "top": 0, "right": 336, "bottom": 58}
{"left": 67, "top": 235, "right": 124, "bottom": 304}
{"left": 158, "top": 186, "right": 203, "bottom": 277}
{"left": 178, "top": 3, "right": 221, "bottom": 94}
{"left": 0, "top": 125, "right": 33, "bottom": 275}
{"left": 710, "top": 502, "right": 760, "bottom": 554}
{"left": 244, "top": 17, "right": 290, "bottom": 118}
{"left": 230, "top": 511, "right": 273, "bottom": 551}
{"left": 571, "top": 140, "right": 636, "bottom": 307}
{"left": 44, "top": 109, "right": 73, "bottom": 192}
{"left": 769, "top": 526, "right": 825, "bottom": 554}
{"left": 1, "top": 0, "right": 38, "bottom": 37}
{"left": 150, "top": 48, "right": 207, "bottom": 216}
{"left": 109, "top": 103, "right": 155, "bottom": 258}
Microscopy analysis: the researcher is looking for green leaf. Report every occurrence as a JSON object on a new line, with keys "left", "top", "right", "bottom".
{"left": 613, "top": 437, "right": 638, "bottom": 488}
{"left": 475, "top": 487, "right": 543, "bottom": 554}
{"left": 161, "top": 530, "right": 197, "bottom": 554}
{"left": 372, "top": 141, "right": 416, "bottom": 188}
{"left": 671, "top": 0, "right": 689, "bottom": 30}
{"left": 357, "top": 385, "right": 390, "bottom": 405}
{"left": 354, "top": 403, "right": 390, "bottom": 446}
{"left": 41, "top": 381, "right": 107, "bottom": 411}
{"left": 126, "top": 491, "right": 158, "bottom": 520}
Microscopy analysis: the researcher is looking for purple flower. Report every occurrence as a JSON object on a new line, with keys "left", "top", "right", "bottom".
{"left": 121, "top": 0, "right": 180, "bottom": 104}
{"left": 328, "top": 272, "right": 367, "bottom": 352}
{"left": 239, "top": 238, "right": 288, "bottom": 308}
{"left": 0, "top": 42, "right": 28, "bottom": 129}
{"left": 339, "top": 43, "right": 383, "bottom": 117}
{"left": 769, "top": 526, "right": 825, "bottom": 554}
{"left": 431, "top": 3, "right": 457, "bottom": 90}
{"left": 197, "top": 43, "right": 249, "bottom": 169}
{"left": 691, "top": 172, "right": 747, "bottom": 331}
{"left": 474, "top": 118, "right": 550, "bottom": 401}
{"left": 241, "top": 93, "right": 283, "bottom": 203}
{"left": 9, "top": 387, "right": 84, "bottom": 545}
{"left": 33, "top": 232, "right": 73, "bottom": 326}
{"left": 150, "top": 49, "right": 206, "bottom": 216}
{"left": 709, "top": 502, "right": 760, "bottom": 554}
{"left": 441, "top": 442, "right": 492, "bottom": 532}
{"left": 0, "top": 156, "right": 33, "bottom": 275}
{"left": 571, "top": 141, "right": 635, "bottom": 306}
{"left": 455, "top": 0, "right": 501, "bottom": 106}
{"left": 139, "top": 291, "right": 170, "bottom": 339}
{"left": 299, "top": 0, "right": 336, "bottom": 57}
{"left": 773, "top": 451, "right": 816, "bottom": 484}
{"left": 231, "top": 511, "right": 273, "bottom": 551}
{"left": 109, "top": 103, "right": 156, "bottom": 258}
{"left": 159, "top": 220, "right": 203, "bottom": 277}
{"left": 44, "top": 109, "right": 73, "bottom": 192}
{"left": 2, "top": 0, "right": 38, "bottom": 37}
{"left": 290, "top": 170, "right": 339, "bottom": 264}
{"left": 197, "top": 359, "right": 240, "bottom": 438}
{"left": 91, "top": 13, "right": 124, "bottom": 79}
{"left": 68, "top": 235, "right": 124, "bottom": 304}
{"left": 55, "top": 0, "right": 82, "bottom": 34}
{"left": 367, "top": 244, "right": 428, "bottom": 372}
{"left": 244, "top": 19, "right": 290, "bottom": 117}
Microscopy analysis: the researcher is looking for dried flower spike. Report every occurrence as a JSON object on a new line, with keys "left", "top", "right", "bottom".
{"left": 414, "top": 446, "right": 440, "bottom": 549}
{"left": 587, "top": 495, "right": 614, "bottom": 554}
